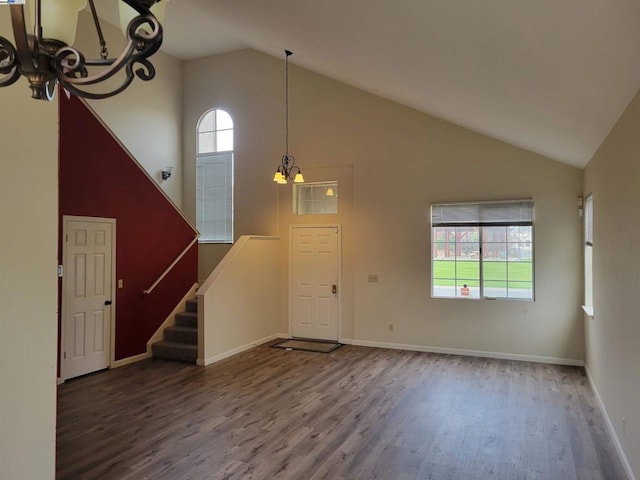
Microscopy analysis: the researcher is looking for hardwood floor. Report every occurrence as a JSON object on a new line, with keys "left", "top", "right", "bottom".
{"left": 56, "top": 343, "right": 628, "bottom": 480}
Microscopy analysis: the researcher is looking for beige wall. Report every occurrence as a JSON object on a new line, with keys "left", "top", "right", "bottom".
{"left": 75, "top": 11, "right": 184, "bottom": 208}
{"left": 185, "top": 49, "right": 585, "bottom": 362}
{"left": 197, "top": 236, "right": 279, "bottom": 364}
{"left": 183, "top": 50, "right": 282, "bottom": 282}
{"left": 584, "top": 88, "right": 640, "bottom": 478}
{"left": 0, "top": 12, "right": 59, "bottom": 479}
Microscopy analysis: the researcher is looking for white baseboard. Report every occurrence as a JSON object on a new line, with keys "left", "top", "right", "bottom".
{"left": 57, "top": 377, "right": 64, "bottom": 385}
{"left": 197, "top": 334, "right": 280, "bottom": 366}
{"left": 111, "top": 351, "right": 152, "bottom": 369}
{"left": 350, "top": 339, "right": 584, "bottom": 366}
{"left": 275, "top": 333, "right": 291, "bottom": 340}
{"left": 585, "top": 366, "right": 636, "bottom": 480}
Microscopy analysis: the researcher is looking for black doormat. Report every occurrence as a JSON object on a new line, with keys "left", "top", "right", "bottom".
{"left": 271, "top": 338, "right": 342, "bottom": 353}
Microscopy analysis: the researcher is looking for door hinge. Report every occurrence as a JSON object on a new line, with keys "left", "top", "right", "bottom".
{"left": 57, "top": 265, "right": 63, "bottom": 277}
{"left": 64, "top": 351, "right": 66, "bottom": 359}
{"left": 65, "top": 234, "right": 68, "bottom": 243}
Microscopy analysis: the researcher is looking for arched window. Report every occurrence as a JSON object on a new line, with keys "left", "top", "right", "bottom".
{"left": 196, "top": 109, "right": 234, "bottom": 243}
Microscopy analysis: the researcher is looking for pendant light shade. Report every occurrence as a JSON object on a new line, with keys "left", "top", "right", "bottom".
{"left": 25, "top": 0, "right": 87, "bottom": 45}
{"left": 120, "top": 0, "right": 168, "bottom": 36}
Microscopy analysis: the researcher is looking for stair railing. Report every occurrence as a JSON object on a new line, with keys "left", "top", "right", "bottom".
{"left": 143, "top": 234, "right": 199, "bottom": 295}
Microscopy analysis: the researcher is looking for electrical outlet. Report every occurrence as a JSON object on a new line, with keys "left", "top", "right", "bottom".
{"left": 118, "top": 279, "right": 124, "bottom": 289}
{"left": 389, "top": 324, "right": 394, "bottom": 332}
{"left": 368, "top": 274, "right": 379, "bottom": 283}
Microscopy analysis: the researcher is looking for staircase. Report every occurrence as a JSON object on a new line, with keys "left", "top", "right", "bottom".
{"left": 151, "top": 299, "right": 198, "bottom": 363}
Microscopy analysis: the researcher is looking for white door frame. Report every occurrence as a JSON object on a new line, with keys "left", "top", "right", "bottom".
{"left": 60, "top": 215, "right": 117, "bottom": 381}
{"left": 289, "top": 224, "right": 342, "bottom": 341}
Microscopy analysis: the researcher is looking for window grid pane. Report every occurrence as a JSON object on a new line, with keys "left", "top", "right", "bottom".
{"left": 294, "top": 182, "right": 338, "bottom": 215}
{"left": 197, "top": 108, "right": 233, "bottom": 154}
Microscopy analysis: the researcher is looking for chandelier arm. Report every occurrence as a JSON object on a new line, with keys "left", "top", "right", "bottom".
{"left": 0, "top": 37, "right": 21, "bottom": 87}
{"left": 58, "top": 68, "right": 135, "bottom": 100}
{"left": 9, "top": 5, "right": 37, "bottom": 74}
{"left": 57, "top": 55, "right": 155, "bottom": 100}
{"left": 53, "top": 15, "right": 161, "bottom": 88}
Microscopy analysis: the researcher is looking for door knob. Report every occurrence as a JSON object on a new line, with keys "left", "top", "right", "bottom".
{"left": 105, "top": 300, "right": 112, "bottom": 306}
{"left": 332, "top": 285, "right": 337, "bottom": 294}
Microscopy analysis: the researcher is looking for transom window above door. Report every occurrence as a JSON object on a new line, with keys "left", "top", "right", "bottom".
{"left": 294, "top": 181, "right": 338, "bottom": 215}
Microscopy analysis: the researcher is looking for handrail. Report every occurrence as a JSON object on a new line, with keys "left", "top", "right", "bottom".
{"left": 143, "top": 234, "right": 199, "bottom": 295}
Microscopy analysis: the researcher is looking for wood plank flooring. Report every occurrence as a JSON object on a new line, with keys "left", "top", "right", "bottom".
{"left": 56, "top": 343, "right": 628, "bottom": 479}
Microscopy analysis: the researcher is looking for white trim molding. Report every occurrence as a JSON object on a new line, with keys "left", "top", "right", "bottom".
{"left": 585, "top": 367, "right": 637, "bottom": 480}
{"left": 197, "top": 334, "right": 279, "bottom": 367}
{"left": 351, "top": 339, "right": 584, "bottom": 366}
{"left": 111, "top": 351, "right": 152, "bottom": 369}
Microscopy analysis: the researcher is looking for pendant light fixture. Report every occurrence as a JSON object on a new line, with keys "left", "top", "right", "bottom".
{"left": 0, "top": 0, "right": 166, "bottom": 101}
{"left": 273, "top": 49, "right": 304, "bottom": 184}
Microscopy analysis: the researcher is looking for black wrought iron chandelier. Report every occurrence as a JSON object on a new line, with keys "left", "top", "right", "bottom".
{"left": 273, "top": 49, "right": 304, "bottom": 184}
{"left": 0, "top": 0, "right": 165, "bottom": 101}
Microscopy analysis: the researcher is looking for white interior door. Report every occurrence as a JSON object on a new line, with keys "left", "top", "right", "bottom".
{"left": 291, "top": 226, "right": 339, "bottom": 340}
{"left": 62, "top": 217, "right": 114, "bottom": 380}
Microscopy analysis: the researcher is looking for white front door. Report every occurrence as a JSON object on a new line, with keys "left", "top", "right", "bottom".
{"left": 62, "top": 217, "right": 114, "bottom": 380}
{"left": 291, "top": 226, "right": 339, "bottom": 341}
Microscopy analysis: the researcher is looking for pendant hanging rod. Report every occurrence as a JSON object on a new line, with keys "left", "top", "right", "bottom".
{"left": 88, "top": 0, "right": 109, "bottom": 59}
{"left": 273, "top": 49, "right": 304, "bottom": 185}
{"left": 285, "top": 49, "right": 291, "bottom": 155}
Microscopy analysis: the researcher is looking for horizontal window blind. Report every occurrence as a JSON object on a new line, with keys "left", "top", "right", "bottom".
{"left": 585, "top": 194, "right": 593, "bottom": 246}
{"left": 196, "top": 152, "right": 233, "bottom": 243}
{"left": 431, "top": 199, "right": 534, "bottom": 227}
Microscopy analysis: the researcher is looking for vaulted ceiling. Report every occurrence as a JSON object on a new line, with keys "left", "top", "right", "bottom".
{"left": 106, "top": 0, "right": 640, "bottom": 168}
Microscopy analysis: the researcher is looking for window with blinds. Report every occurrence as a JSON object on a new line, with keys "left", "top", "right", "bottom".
{"left": 584, "top": 194, "right": 593, "bottom": 247}
{"left": 584, "top": 194, "right": 593, "bottom": 311}
{"left": 431, "top": 200, "right": 534, "bottom": 300}
{"left": 196, "top": 109, "right": 233, "bottom": 243}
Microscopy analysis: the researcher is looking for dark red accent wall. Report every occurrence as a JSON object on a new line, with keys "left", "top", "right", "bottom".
{"left": 58, "top": 94, "right": 197, "bottom": 361}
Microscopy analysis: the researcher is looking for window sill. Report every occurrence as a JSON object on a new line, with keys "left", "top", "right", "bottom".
{"left": 582, "top": 305, "right": 594, "bottom": 317}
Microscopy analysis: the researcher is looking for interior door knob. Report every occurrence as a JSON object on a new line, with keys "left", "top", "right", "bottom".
{"left": 332, "top": 285, "right": 337, "bottom": 294}
{"left": 105, "top": 300, "right": 112, "bottom": 306}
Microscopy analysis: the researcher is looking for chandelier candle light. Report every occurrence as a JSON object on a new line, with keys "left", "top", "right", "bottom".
{"left": 0, "top": 0, "right": 166, "bottom": 100}
{"left": 273, "top": 49, "right": 304, "bottom": 184}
